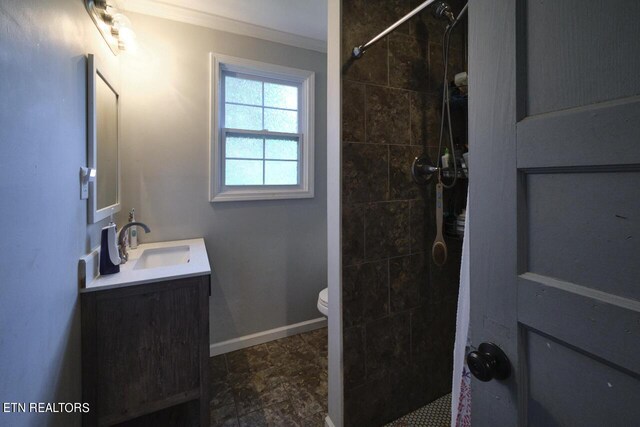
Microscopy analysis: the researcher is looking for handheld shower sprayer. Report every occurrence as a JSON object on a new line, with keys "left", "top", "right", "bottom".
{"left": 434, "top": 1, "right": 455, "bottom": 24}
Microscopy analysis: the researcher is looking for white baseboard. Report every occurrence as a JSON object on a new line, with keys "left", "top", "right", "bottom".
{"left": 209, "top": 317, "right": 327, "bottom": 356}
{"left": 325, "top": 415, "right": 337, "bottom": 427}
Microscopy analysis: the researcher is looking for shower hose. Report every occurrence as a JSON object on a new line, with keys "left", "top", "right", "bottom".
{"left": 437, "top": 19, "right": 462, "bottom": 189}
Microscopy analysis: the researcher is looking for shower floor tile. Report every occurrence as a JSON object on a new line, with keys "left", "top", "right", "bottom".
{"left": 209, "top": 327, "right": 328, "bottom": 427}
{"left": 385, "top": 393, "right": 452, "bottom": 427}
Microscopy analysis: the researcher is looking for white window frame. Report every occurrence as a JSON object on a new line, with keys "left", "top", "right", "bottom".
{"left": 209, "top": 53, "right": 315, "bottom": 202}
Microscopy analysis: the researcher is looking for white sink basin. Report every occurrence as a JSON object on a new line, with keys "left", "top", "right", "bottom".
{"left": 81, "top": 238, "right": 210, "bottom": 293}
{"left": 133, "top": 245, "right": 190, "bottom": 270}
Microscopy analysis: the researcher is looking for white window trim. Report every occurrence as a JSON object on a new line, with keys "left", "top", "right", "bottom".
{"left": 209, "top": 53, "right": 315, "bottom": 202}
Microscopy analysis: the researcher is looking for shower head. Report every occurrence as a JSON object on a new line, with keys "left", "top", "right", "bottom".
{"left": 434, "top": 1, "right": 455, "bottom": 24}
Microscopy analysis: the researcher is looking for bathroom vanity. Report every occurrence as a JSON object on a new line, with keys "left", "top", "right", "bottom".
{"left": 80, "top": 239, "right": 211, "bottom": 426}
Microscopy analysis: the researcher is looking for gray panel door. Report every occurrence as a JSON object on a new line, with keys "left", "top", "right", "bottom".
{"left": 468, "top": 0, "right": 640, "bottom": 425}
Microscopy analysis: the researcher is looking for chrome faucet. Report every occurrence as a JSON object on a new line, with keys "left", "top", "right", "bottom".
{"left": 118, "top": 222, "right": 151, "bottom": 264}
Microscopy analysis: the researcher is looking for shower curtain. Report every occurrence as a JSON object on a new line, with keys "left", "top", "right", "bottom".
{"left": 451, "top": 191, "right": 471, "bottom": 427}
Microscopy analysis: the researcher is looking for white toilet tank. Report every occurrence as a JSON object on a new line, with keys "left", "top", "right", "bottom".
{"left": 317, "top": 288, "right": 328, "bottom": 316}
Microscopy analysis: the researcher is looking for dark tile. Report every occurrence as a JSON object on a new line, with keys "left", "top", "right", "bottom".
{"left": 342, "top": 203, "right": 365, "bottom": 266}
{"left": 285, "top": 364, "right": 328, "bottom": 403}
{"left": 238, "top": 401, "right": 304, "bottom": 427}
{"left": 387, "top": 363, "right": 437, "bottom": 418}
{"left": 300, "top": 328, "right": 327, "bottom": 353}
{"left": 343, "top": 326, "right": 366, "bottom": 390}
{"left": 284, "top": 382, "right": 325, "bottom": 419}
{"left": 210, "top": 403, "right": 239, "bottom": 427}
{"left": 237, "top": 408, "right": 269, "bottom": 427}
{"left": 389, "top": 34, "right": 429, "bottom": 92}
{"left": 426, "top": 144, "right": 443, "bottom": 168}
{"left": 229, "top": 366, "right": 288, "bottom": 416}
{"left": 409, "top": 0, "right": 442, "bottom": 42}
{"left": 407, "top": 3, "right": 430, "bottom": 41}
{"left": 365, "top": 86, "right": 410, "bottom": 145}
{"left": 429, "top": 42, "right": 466, "bottom": 92}
{"left": 365, "top": 312, "right": 411, "bottom": 379}
{"left": 389, "top": 254, "right": 428, "bottom": 313}
{"left": 317, "top": 353, "right": 328, "bottom": 372}
{"left": 342, "top": 0, "right": 410, "bottom": 85}
{"left": 230, "top": 365, "right": 285, "bottom": 393}
{"left": 429, "top": 296, "right": 458, "bottom": 352}
{"left": 410, "top": 298, "right": 456, "bottom": 391}
{"left": 311, "top": 375, "right": 328, "bottom": 403}
{"left": 389, "top": 144, "right": 424, "bottom": 200}
{"left": 410, "top": 91, "right": 441, "bottom": 147}
{"left": 342, "top": 203, "right": 364, "bottom": 265}
{"left": 410, "top": 197, "right": 430, "bottom": 254}
{"left": 341, "top": 33, "right": 388, "bottom": 85}
{"left": 409, "top": 305, "right": 433, "bottom": 365}
{"left": 300, "top": 329, "right": 328, "bottom": 365}
{"left": 343, "top": 0, "right": 410, "bottom": 39}
{"left": 344, "top": 375, "right": 392, "bottom": 427}
{"left": 234, "top": 383, "right": 289, "bottom": 416}
{"left": 424, "top": 355, "right": 454, "bottom": 402}
{"left": 343, "top": 260, "right": 389, "bottom": 327}
{"left": 226, "top": 344, "right": 273, "bottom": 374}
{"left": 342, "top": 81, "right": 366, "bottom": 142}
{"left": 342, "top": 143, "right": 388, "bottom": 204}
{"left": 265, "top": 342, "right": 318, "bottom": 379}
{"left": 302, "top": 411, "right": 326, "bottom": 427}
{"left": 429, "top": 236, "right": 463, "bottom": 303}
{"left": 409, "top": 0, "right": 467, "bottom": 41}
{"left": 276, "top": 350, "right": 319, "bottom": 378}
{"left": 210, "top": 355, "right": 228, "bottom": 382}
{"left": 286, "top": 343, "right": 319, "bottom": 366}
{"left": 210, "top": 378, "right": 235, "bottom": 408}
{"left": 364, "top": 201, "right": 411, "bottom": 261}
{"left": 262, "top": 400, "right": 305, "bottom": 427}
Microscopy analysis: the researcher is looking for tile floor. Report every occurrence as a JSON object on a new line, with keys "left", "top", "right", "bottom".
{"left": 209, "top": 327, "right": 328, "bottom": 426}
{"left": 385, "top": 393, "right": 452, "bottom": 427}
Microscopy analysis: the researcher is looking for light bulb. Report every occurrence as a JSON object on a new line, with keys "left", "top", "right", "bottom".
{"left": 111, "top": 13, "right": 132, "bottom": 31}
{"left": 119, "top": 27, "right": 136, "bottom": 45}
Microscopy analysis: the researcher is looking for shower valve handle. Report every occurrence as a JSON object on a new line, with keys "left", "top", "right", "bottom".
{"left": 467, "top": 342, "right": 511, "bottom": 382}
{"left": 411, "top": 155, "right": 438, "bottom": 184}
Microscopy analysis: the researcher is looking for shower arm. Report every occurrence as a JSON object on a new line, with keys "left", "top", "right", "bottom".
{"left": 352, "top": 0, "right": 439, "bottom": 58}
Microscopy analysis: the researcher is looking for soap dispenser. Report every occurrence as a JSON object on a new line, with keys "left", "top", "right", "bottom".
{"left": 100, "top": 219, "right": 121, "bottom": 275}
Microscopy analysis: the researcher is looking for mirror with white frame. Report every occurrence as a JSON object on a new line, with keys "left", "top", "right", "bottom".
{"left": 87, "top": 53, "right": 121, "bottom": 223}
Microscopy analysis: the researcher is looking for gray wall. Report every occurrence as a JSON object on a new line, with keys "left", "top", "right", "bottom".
{"left": 0, "top": 0, "right": 119, "bottom": 425}
{"left": 119, "top": 13, "right": 328, "bottom": 344}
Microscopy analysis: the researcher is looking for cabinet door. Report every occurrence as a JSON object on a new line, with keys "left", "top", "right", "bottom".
{"left": 92, "top": 279, "right": 203, "bottom": 424}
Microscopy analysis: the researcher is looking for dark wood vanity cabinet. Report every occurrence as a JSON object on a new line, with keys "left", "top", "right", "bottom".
{"left": 81, "top": 275, "right": 210, "bottom": 426}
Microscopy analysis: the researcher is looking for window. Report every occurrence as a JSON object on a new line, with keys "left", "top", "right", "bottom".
{"left": 210, "top": 54, "right": 315, "bottom": 202}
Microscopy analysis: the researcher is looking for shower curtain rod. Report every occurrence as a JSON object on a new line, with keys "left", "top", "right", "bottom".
{"left": 351, "top": 0, "right": 439, "bottom": 58}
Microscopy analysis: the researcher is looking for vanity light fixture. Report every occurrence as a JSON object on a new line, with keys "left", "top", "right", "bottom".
{"left": 85, "top": 0, "right": 136, "bottom": 55}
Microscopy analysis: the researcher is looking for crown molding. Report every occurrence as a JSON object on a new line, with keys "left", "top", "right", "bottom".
{"left": 122, "top": 0, "right": 327, "bottom": 53}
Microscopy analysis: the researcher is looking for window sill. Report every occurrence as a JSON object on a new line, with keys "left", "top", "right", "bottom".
{"left": 210, "top": 188, "right": 314, "bottom": 203}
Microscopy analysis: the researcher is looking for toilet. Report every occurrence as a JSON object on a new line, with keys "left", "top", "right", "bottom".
{"left": 317, "top": 287, "right": 328, "bottom": 316}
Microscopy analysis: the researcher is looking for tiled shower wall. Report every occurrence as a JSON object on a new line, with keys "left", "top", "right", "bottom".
{"left": 341, "top": 0, "right": 467, "bottom": 425}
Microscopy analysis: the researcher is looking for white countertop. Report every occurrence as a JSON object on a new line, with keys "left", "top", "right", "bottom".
{"left": 81, "top": 238, "right": 211, "bottom": 293}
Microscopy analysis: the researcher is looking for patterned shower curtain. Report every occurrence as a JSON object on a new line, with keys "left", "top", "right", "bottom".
{"left": 451, "top": 191, "right": 471, "bottom": 426}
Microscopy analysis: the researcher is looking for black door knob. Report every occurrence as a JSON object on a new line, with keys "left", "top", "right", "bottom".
{"left": 466, "top": 342, "right": 511, "bottom": 382}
